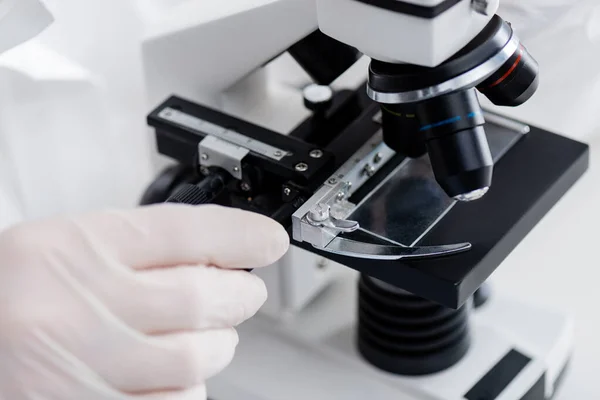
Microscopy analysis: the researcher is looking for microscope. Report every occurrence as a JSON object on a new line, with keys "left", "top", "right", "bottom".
{"left": 140, "top": 1, "right": 589, "bottom": 399}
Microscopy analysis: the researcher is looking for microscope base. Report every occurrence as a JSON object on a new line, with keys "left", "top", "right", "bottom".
{"left": 208, "top": 272, "right": 572, "bottom": 400}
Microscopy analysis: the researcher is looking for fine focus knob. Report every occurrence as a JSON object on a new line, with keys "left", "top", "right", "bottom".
{"left": 303, "top": 84, "right": 334, "bottom": 113}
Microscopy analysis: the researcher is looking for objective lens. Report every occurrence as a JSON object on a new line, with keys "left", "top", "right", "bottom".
{"left": 380, "top": 103, "right": 427, "bottom": 158}
{"left": 477, "top": 44, "right": 539, "bottom": 106}
{"left": 416, "top": 89, "right": 493, "bottom": 201}
{"left": 367, "top": 13, "right": 540, "bottom": 201}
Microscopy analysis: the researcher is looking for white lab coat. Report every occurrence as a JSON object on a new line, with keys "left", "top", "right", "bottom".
{"left": 0, "top": 0, "right": 598, "bottom": 231}
{"left": 0, "top": 0, "right": 154, "bottom": 231}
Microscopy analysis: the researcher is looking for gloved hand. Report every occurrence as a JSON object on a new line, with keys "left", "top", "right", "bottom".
{"left": 0, "top": 204, "right": 289, "bottom": 399}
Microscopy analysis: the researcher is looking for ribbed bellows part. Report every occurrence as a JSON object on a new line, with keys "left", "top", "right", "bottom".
{"left": 357, "top": 275, "right": 471, "bottom": 376}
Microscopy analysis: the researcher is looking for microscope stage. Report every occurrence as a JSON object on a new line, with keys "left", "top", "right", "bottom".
{"left": 147, "top": 93, "right": 589, "bottom": 310}
{"left": 297, "top": 109, "right": 589, "bottom": 309}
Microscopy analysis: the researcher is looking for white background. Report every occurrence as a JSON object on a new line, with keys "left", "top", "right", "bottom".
{"left": 490, "top": 136, "right": 599, "bottom": 399}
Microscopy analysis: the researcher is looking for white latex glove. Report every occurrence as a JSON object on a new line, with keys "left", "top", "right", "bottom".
{"left": 0, "top": 204, "right": 289, "bottom": 399}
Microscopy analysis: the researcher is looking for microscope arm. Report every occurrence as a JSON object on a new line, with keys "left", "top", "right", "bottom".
{"left": 142, "top": 0, "right": 502, "bottom": 110}
{"left": 141, "top": 0, "right": 318, "bottom": 107}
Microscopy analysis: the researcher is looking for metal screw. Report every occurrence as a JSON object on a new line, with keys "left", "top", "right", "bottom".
{"left": 233, "top": 166, "right": 240, "bottom": 173}
{"left": 283, "top": 187, "right": 292, "bottom": 196}
{"left": 200, "top": 153, "right": 209, "bottom": 161}
{"left": 362, "top": 164, "right": 376, "bottom": 177}
{"left": 328, "top": 178, "right": 338, "bottom": 185}
{"left": 273, "top": 150, "right": 284, "bottom": 157}
{"left": 336, "top": 181, "right": 352, "bottom": 202}
{"left": 295, "top": 163, "right": 309, "bottom": 172}
{"left": 241, "top": 182, "right": 252, "bottom": 192}
{"left": 374, "top": 153, "right": 383, "bottom": 164}
{"left": 310, "top": 149, "right": 323, "bottom": 159}
{"left": 164, "top": 111, "right": 172, "bottom": 117}
{"left": 317, "top": 259, "right": 329, "bottom": 270}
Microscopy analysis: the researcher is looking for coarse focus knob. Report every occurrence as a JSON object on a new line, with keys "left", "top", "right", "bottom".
{"left": 166, "top": 169, "right": 230, "bottom": 205}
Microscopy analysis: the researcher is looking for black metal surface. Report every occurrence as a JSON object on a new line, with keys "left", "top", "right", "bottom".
{"left": 289, "top": 30, "right": 361, "bottom": 85}
{"left": 296, "top": 123, "right": 590, "bottom": 309}
{"left": 292, "top": 89, "right": 365, "bottom": 148}
{"left": 325, "top": 102, "right": 384, "bottom": 170}
{"left": 358, "top": 275, "right": 471, "bottom": 375}
{"left": 146, "top": 90, "right": 376, "bottom": 227}
{"left": 147, "top": 96, "right": 335, "bottom": 184}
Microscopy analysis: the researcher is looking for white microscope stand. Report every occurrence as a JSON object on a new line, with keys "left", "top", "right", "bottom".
{"left": 139, "top": 3, "right": 574, "bottom": 399}
{"left": 208, "top": 266, "right": 572, "bottom": 400}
